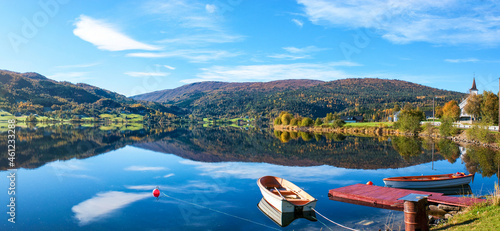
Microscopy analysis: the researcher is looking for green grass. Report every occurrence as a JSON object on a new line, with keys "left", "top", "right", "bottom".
{"left": 432, "top": 205, "right": 500, "bottom": 230}
{"left": 119, "top": 123, "right": 144, "bottom": 131}
{"left": 99, "top": 114, "right": 116, "bottom": 119}
{"left": 0, "top": 111, "right": 24, "bottom": 131}
{"left": 99, "top": 113, "right": 143, "bottom": 122}
{"left": 202, "top": 117, "right": 253, "bottom": 124}
{"left": 0, "top": 112, "right": 143, "bottom": 129}
{"left": 0, "top": 111, "right": 15, "bottom": 121}
{"left": 200, "top": 117, "right": 254, "bottom": 128}
{"left": 433, "top": 184, "right": 500, "bottom": 231}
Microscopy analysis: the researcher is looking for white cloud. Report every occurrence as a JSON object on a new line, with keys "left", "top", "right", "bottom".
{"left": 47, "top": 160, "right": 86, "bottom": 171}
{"left": 73, "top": 15, "right": 161, "bottom": 51}
{"left": 163, "top": 65, "right": 176, "bottom": 70}
{"left": 297, "top": 0, "right": 500, "bottom": 45}
{"left": 328, "top": 61, "right": 362, "bottom": 67}
{"left": 205, "top": 4, "right": 216, "bottom": 13}
{"left": 268, "top": 54, "right": 310, "bottom": 60}
{"left": 48, "top": 160, "right": 98, "bottom": 181}
{"left": 143, "top": 0, "right": 243, "bottom": 48}
{"left": 444, "top": 58, "right": 480, "bottom": 63}
{"left": 124, "top": 72, "right": 169, "bottom": 77}
{"left": 163, "top": 173, "right": 175, "bottom": 178}
{"left": 55, "top": 62, "right": 100, "bottom": 69}
{"left": 270, "top": 46, "right": 327, "bottom": 60}
{"left": 47, "top": 72, "right": 90, "bottom": 83}
{"left": 292, "top": 18, "right": 304, "bottom": 27}
{"left": 144, "top": 0, "right": 219, "bottom": 30}
{"left": 182, "top": 62, "right": 357, "bottom": 83}
{"left": 124, "top": 166, "right": 167, "bottom": 171}
{"left": 125, "top": 52, "right": 167, "bottom": 58}
{"left": 157, "top": 33, "right": 244, "bottom": 45}
{"left": 72, "top": 191, "right": 150, "bottom": 225}
{"left": 127, "top": 50, "right": 240, "bottom": 62}
{"left": 283, "top": 46, "right": 325, "bottom": 54}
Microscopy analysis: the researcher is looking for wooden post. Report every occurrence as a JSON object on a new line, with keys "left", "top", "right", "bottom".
{"left": 404, "top": 198, "right": 429, "bottom": 231}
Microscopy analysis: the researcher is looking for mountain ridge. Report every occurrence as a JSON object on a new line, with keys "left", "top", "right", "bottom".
{"left": 0, "top": 69, "right": 467, "bottom": 119}
{"left": 131, "top": 78, "right": 466, "bottom": 118}
{"left": 132, "top": 79, "right": 324, "bottom": 103}
{"left": 0, "top": 70, "right": 179, "bottom": 115}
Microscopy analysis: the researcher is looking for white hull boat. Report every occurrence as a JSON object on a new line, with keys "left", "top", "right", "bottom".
{"left": 384, "top": 173, "right": 474, "bottom": 189}
{"left": 257, "top": 176, "right": 317, "bottom": 213}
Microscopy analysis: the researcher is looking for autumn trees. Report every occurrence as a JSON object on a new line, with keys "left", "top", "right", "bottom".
{"left": 461, "top": 91, "right": 499, "bottom": 125}
{"left": 438, "top": 100, "right": 460, "bottom": 136}
{"left": 394, "top": 103, "right": 425, "bottom": 134}
{"left": 464, "top": 94, "right": 482, "bottom": 121}
{"left": 481, "top": 91, "right": 499, "bottom": 125}
{"left": 441, "top": 100, "right": 461, "bottom": 121}
{"left": 273, "top": 111, "right": 342, "bottom": 128}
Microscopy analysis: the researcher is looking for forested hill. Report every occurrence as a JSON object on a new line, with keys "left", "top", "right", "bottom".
{"left": 132, "top": 79, "right": 324, "bottom": 102}
{"left": 0, "top": 70, "right": 180, "bottom": 115}
{"left": 132, "top": 78, "right": 466, "bottom": 118}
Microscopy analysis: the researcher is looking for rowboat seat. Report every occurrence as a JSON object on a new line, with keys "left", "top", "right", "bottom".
{"left": 269, "top": 187, "right": 287, "bottom": 192}
{"left": 284, "top": 194, "right": 300, "bottom": 199}
{"left": 285, "top": 199, "right": 310, "bottom": 206}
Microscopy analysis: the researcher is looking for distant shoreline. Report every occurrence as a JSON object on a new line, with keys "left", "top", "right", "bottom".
{"left": 273, "top": 125, "right": 500, "bottom": 150}
{"left": 273, "top": 124, "right": 400, "bottom": 136}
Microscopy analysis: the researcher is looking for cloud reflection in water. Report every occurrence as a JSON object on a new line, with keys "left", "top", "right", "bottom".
{"left": 179, "top": 160, "right": 358, "bottom": 185}
{"left": 72, "top": 191, "right": 150, "bottom": 225}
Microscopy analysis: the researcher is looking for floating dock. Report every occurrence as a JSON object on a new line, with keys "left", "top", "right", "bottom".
{"left": 328, "top": 184, "right": 486, "bottom": 211}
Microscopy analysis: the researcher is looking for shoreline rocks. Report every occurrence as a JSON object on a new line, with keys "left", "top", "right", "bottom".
{"left": 428, "top": 203, "right": 463, "bottom": 227}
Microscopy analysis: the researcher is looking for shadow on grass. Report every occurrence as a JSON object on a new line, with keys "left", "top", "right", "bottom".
{"left": 431, "top": 218, "right": 478, "bottom": 230}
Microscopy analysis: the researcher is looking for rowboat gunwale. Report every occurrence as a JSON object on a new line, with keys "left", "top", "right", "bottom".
{"left": 383, "top": 173, "right": 474, "bottom": 182}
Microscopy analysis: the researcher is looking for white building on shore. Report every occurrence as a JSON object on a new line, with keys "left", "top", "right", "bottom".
{"left": 458, "top": 78, "right": 478, "bottom": 121}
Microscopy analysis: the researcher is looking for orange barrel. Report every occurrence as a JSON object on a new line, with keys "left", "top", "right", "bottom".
{"left": 404, "top": 201, "right": 418, "bottom": 231}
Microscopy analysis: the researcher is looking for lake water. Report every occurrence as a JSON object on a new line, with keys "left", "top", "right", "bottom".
{"left": 1, "top": 125, "right": 498, "bottom": 230}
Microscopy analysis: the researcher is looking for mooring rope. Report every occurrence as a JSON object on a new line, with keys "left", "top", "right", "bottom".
{"left": 161, "top": 192, "right": 281, "bottom": 231}
{"left": 316, "top": 218, "right": 334, "bottom": 231}
{"left": 312, "top": 208, "right": 360, "bottom": 231}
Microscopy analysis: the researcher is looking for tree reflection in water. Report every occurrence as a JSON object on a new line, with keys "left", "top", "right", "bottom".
{"left": 463, "top": 145, "right": 500, "bottom": 179}
{"left": 3, "top": 124, "right": 499, "bottom": 178}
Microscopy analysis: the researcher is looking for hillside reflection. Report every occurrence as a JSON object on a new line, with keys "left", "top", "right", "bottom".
{"left": 1, "top": 125, "right": 498, "bottom": 176}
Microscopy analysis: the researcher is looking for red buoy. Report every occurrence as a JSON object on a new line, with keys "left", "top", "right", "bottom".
{"left": 153, "top": 187, "right": 160, "bottom": 198}
{"left": 366, "top": 181, "right": 373, "bottom": 185}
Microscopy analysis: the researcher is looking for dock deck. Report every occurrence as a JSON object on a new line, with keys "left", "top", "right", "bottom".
{"left": 328, "top": 184, "right": 486, "bottom": 211}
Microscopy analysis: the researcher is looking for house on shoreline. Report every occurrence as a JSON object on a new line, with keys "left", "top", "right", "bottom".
{"left": 458, "top": 78, "right": 478, "bottom": 121}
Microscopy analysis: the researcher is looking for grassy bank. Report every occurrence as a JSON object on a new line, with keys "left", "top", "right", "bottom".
{"left": 274, "top": 122, "right": 398, "bottom": 136}
{"left": 432, "top": 204, "right": 500, "bottom": 230}
{"left": 432, "top": 185, "right": 500, "bottom": 230}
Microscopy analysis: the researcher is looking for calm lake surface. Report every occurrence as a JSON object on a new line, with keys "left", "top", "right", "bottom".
{"left": 1, "top": 125, "right": 499, "bottom": 230}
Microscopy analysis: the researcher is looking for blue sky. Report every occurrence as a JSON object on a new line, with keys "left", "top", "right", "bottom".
{"left": 2, "top": 0, "right": 500, "bottom": 96}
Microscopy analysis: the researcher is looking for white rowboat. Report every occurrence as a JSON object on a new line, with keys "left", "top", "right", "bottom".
{"left": 257, "top": 176, "right": 317, "bottom": 213}
{"left": 383, "top": 173, "right": 474, "bottom": 189}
